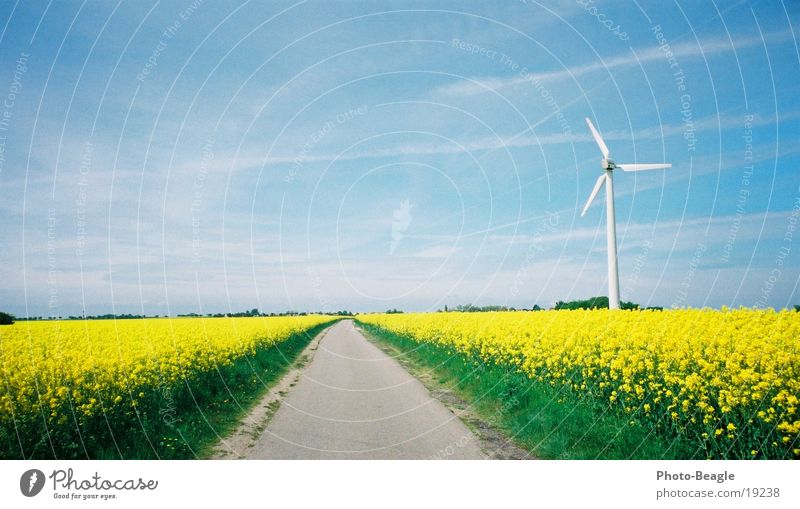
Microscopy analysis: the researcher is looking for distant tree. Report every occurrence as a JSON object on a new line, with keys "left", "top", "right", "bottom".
{"left": 452, "top": 304, "right": 512, "bottom": 313}
{"left": 795, "top": 305, "right": 800, "bottom": 312}
{"left": 554, "top": 296, "right": 640, "bottom": 310}
{"left": 386, "top": 308, "right": 404, "bottom": 314}
{"left": 530, "top": 304, "right": 542, "bottom": 311}
{"left": 0, "top": 312, "right": 15, "bottom": 325}
{"left": 620, "top": 300, "right": 640, "bottom": 310}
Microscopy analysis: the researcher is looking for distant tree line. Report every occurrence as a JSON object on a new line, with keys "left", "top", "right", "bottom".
{"left": 555, "top": 296, "right": 641, "bottom": 310}
{"left": 16, "top": 313, "right": 157, "bottom": 321}
{"left": 1, "top": 309, "right": 354, "bottom": 323}
{"left": 177, "top": 309, "right": 355, "bottom": 318}
{"left": 3, "top": 304, "right": 799, "bottom": 324}
{"left": 437, "top": 298, "right": 666, "bottom": 312}
{"left": 440, "top": 304, "right": 543, "bottom": 312}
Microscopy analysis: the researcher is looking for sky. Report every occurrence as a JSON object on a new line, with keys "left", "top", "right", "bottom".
{"left": 0, "top": 0, "right": 798, "bottom": 316}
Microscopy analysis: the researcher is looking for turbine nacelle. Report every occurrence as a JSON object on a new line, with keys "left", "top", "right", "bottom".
{"left": 601, "top": 158, "right": 616, "bottom": 170}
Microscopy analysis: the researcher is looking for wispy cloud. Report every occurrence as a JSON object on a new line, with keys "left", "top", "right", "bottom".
{"left": 412, "top": 245, "right": 459, "bottom": 259}
{"left": 435, "top": 30, "right": 795, "bottom": 97}
{"left": 488, "top": 210, "right": 789, "bottom": 251}
{"left": 183, "top": 109, "right": 798, "bottom": 175}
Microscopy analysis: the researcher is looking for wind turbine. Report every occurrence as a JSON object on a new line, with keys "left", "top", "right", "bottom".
{"left": 580, "top": 118, "right": 671, "bottom": 309}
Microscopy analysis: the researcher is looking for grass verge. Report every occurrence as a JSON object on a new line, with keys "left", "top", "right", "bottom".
{"left": 358, "top": 322, "right": 695, "bottom": 459}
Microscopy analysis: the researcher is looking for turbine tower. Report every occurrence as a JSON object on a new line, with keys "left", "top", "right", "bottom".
{"left": 580, "top": 118, "right": 671, "bottom": 309}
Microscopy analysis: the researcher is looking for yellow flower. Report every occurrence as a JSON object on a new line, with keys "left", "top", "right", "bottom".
{"left": 0, "top": 315, "right": 336, "bottom": 428}
{"left": 356, "top": 308, "right": 800, "bottom": 459}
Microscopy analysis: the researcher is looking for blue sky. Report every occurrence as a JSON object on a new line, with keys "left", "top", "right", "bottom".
{"left": 0, "top": 0, "right": 798, "bottom": 316}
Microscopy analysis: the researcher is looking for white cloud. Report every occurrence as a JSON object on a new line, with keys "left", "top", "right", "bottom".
{"left": 412, "top": 245, "right": 459, "bottom": 259}
{"left": 435, "top": 30, "right": 795, "bottom": 97}
{"left": 167, "top": 108, "right": 798, "bottom": 177}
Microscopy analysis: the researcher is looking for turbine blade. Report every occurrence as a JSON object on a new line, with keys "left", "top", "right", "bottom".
{"left": 617, "top": 163, "right": 671, "bottom": 172}
{"left": 585, "top": 118, "right": 610, "bottom": 158}
{"left": 581, "top": 174, "right": 607, "bottom": 217}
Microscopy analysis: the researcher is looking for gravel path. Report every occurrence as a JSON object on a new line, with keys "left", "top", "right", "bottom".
{"left": 247, "top": 320, "right": 486, "bottom": 459}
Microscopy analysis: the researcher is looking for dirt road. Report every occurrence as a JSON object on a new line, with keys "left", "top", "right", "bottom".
{"left": 247, "top": 320, "right": 486, "bottom": 459}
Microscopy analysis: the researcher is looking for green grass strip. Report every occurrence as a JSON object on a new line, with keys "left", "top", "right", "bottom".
{"left": 359, "top": 322, "right": 699, "bottom": 460}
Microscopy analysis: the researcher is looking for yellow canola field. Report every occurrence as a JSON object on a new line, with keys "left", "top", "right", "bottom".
{"left": 357, "top": 309, "right": 800, "bottom": 459}
{"left": 0, "top": 316, "right": 334, "bottom": 427}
